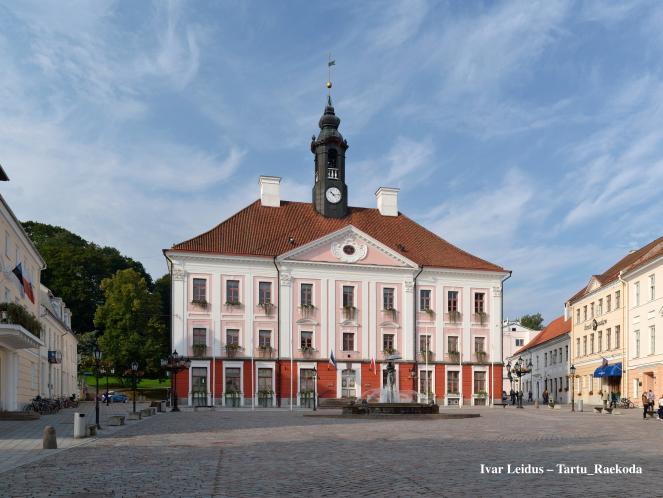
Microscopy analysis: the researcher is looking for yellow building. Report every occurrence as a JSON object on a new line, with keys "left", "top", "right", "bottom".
{"left": 0, "top": 167, "right": 47, "bottom": 411}
{"left": 567, "top": 264, "right": 626, "bottom": 406}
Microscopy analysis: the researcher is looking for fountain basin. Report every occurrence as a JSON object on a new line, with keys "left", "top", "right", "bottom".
{"left": 343, "top": 402, "right": 440, "bottom": 415}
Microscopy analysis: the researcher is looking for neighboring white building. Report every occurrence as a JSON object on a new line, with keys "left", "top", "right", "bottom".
{"left": 508, "top": 315, "right": 571, "bottom": 403}
{"left": 39, "top": 285, "right": 78, "bottom": 399}
{"left": 501, "top": 320, "right": 538, "bottom": 396}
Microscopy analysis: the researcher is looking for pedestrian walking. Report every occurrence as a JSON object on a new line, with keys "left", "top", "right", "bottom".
{"left": 528, "top": 391, "right": 533, "bottom": 403}
{"left": 601, "top": 389, "right": 609, "bottom": 409}
{"left": 658, "top": 394, "right": 663, "bottom": 420}
{"left": 610, "top": 391, "right": 618, "bottom": 409}
{"left": 642, "top": 392, "right": 649, "bottom": 419}
{"left": 647, "top": 389, "right": 655, "bottom": 414}
{"left": 510, "top": 389, "right": 516, "bottom": 405}
{"left": 542, "top": 388, "right": 549, "bottom": 404}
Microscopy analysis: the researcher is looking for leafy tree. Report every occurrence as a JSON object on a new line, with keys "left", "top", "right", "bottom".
{"left": 94, "top": 269, "right": 167, "bottom": 378}
{"left": 519, "top": 313, "right": 544, "bottom": 331}
{"left": 22, "top": 221, "right": 152, "bottom": 334}
{"left": 154, "top": 273, "right": 171, "bottom": 340}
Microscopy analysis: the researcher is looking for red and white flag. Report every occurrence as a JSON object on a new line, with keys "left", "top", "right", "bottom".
{"left": 370, "top": 356, "right": 376, "bottom": 374}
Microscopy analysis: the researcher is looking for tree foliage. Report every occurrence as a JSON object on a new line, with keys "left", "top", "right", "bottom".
{"left": 519, "top": 313, "right": 545, "bottom": 331}
{"left": 94, "top": 269, "right": 167, "bottom": 377}
{"left": 22, "top": 221, "right": 152, "bottom": 334}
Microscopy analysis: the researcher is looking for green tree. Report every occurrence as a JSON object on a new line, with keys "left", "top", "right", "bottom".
{"left": 22, "top": 221, "right": 152, "bottom": 334}
{"left": 154, "top": 273, "right": 171, "bottom": 340}
{"left": 94, "top": 269, "right": 166, "bottom": 377}
{"left": 519, "top": 313, "right": 545, "bottom": 331}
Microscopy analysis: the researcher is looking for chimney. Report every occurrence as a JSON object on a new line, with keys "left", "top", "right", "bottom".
{"left": 259, "top": 176, "right": 281, "bottom": 207}
{"left": 375, "top": 187, "right": 400, "bottom": 216}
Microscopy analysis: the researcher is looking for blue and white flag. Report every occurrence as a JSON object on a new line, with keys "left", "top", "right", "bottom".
{"left": 329, "top": 351, "right": 337, "bottom": 370}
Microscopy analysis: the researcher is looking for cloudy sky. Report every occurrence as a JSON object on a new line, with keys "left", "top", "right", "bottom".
{"left": 1, "top": 0, "right": 662, "bottom": 324}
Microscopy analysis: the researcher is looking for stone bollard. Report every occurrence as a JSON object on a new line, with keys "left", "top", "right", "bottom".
{"left": 74, "top": 412, "right": 87, "bottom": 439}
{"left": 43, "top": 426, "right": 57, "bottom": 449}
{"left": 534, "top": 400, "right": 539, "bottom": 409}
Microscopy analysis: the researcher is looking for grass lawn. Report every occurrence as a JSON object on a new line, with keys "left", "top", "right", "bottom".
{"left": 83, "top": 375, "right": 170, "bottom": 390}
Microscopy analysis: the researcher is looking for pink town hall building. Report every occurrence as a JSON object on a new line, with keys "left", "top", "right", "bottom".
{"left": 164, "top": 97, "right": 510, "bottom": 408}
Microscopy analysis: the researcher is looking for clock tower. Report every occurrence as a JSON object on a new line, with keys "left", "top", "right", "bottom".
{"left": 311, "top": 96, "right": 349, "bottom": 218}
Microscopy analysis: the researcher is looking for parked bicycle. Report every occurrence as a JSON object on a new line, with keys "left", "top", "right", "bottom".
{"left": 619, "top": 397, "right": 635, "bottom": 409}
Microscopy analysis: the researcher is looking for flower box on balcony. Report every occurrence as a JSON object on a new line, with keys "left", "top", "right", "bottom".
{"left": 448, "top": 310, "right": 461, "bottom": 323}
{"left": 225, "top": 344, "right": 243, "bottom": 358}
{"left": 300, "top": 346, "right": 317, "bottom": 357}
{"left": 258, "top": 302, "right": 274, "bottom": 315}
{"left": 300, "top": 304, "right": 315, "bottom": 318}
{"left": 192, "top": 344, "right": 207, "bottom": 357}
{"left": 0, "top": 303, "right": 42, "bottom": 338}
{"left": 383, "top": 307, "right": 397, "bottom": 321}
{"left": 225, "top": 300, "right": 241, "bottom": 307}
{"left": 475, "top": 311, "right": 487, "bottom": 325}
{"left": 342, "top": 306, "right": 357, "bottom": 321}
{"left": 419, "top": 350, "right": 434, "bottom": 362}
{"left": 448, "top": 351, "right": 460, "bottom": 363}
{"left": 257, "top": 346, "right": 274, "bottom": 358}
{"left": 422, "top": 307, "right": 435, "bottom": 318}
{"left": 475, "top": 351, "right": 487, "bottom": 363}
{"left": 191, "top": 299, "right": 208, "bottom": 308}
{"left": 382, "top": 347, "right": 398, "bottom": 357}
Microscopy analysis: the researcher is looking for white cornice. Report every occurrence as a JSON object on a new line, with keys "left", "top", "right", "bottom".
{"left": 621, "top": 254, "right": 663, "bottom": 280}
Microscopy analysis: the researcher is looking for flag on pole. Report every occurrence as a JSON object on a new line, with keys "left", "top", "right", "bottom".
{"left": 11, "top": 263, "right": 25, "bottom": 298}
{"left": 370, "top": 356, "right": 376, "bottom": 374}
{"left": 329, "top": 351, "right": 337, "bottom": 370}
{"left": 23, "top": 278, "right": 35, "bottom": 304}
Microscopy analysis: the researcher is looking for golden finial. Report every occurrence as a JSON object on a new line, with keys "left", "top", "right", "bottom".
{"left": 327, "top": 53, "right": 335, "bottom": 98}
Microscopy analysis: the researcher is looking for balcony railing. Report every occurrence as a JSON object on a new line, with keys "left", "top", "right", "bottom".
{"left": 300, "top": 305, "right": 316, "bottom": 319}
{"left": 191, "top": 344, "right": 207, "bottom": 358}
{"left": 256, "top": 346, "right": 276, "bottom": 358}
{"left": 418, "top": 308, "right": 435, "bottom": 321}
{"left": 381, "top": 308, "right": 398, "bottom": 322}
{"left": 342, "top": 306, "right": 357, "bottom": 321}
{"left": 225, "top": 344, "right": 244, "bottom": 358}
{"left": 446, "top": 310, "right": 462, "bottom": 323}
{"left": 474, "top": 351, "right": 488, "bottom": 363}
{"left": 299, "top": 347, "right": 318, "bottom": 358}
{"left": 473, "top": 311, "right": 488, "bottom": 326}
{"left": 417, "top": 350, "right": 435, "bottom": 362}
{"left": 257, "top": 302, "right": 275, "bottom": 316}
{"left": 445, "top": 352, "right": 461, "bottom": 363}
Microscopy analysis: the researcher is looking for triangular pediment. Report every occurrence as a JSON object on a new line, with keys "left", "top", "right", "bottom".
{"left": 278, "top": 226, "right": 417, "bottom": 268}
{"left": 586, "top": 276, "right": 602, "bottom": 293}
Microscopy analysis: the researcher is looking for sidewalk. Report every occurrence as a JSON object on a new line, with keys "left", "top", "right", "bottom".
{"left": 0, "top": 400, "right": 154, "bottom": 474}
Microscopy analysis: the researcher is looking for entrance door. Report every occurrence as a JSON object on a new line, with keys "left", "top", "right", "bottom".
{"left": 341, "top": 369, "right": 356, "bottom": 398}
{"left": 191, "top": 367, "right": 208, "bottom": 406}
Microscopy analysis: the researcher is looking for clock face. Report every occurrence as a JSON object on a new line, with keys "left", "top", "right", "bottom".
{"left": 326, "top": 187, "right": 342, "bottom": 204}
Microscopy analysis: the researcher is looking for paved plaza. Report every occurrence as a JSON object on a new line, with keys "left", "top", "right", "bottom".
{"left": 1, "top": 405, "right": 662, "bottom": 497}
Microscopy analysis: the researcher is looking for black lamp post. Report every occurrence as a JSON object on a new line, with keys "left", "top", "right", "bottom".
{"left": 131, "top": 361, "right": 139, "bottom": 414}
{"left": 93, "top": 345, "right": 102, "bottom": 429}
{"left": 510, "top": 356, "right": 531, "bottom": 409}
{"left": 312, "top": 366, "right": 318, "bottom": 411}
{"left": 103, "top": 365, "right": 111, "bottom": 407}
{"left": 570, "top": 364, "right": 576, "bottom": 412}
{"left": 161, "top": 350, "right": 191, "bottom": 412}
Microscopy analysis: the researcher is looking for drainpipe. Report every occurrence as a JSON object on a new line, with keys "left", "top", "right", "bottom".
{"left": 273, "top": 257, "right": 281, "bottom": 407}
{"left": 500, "top": 271, "right": 513, "bottom": 404}
{"left": 162, "top": 250, "right": 177, "bottom": 404}
{"left": 413, "top": 266, "right": 424, "bottom": 396}
{"left": 618, "top": 271, "right": 627, "bottom": 399}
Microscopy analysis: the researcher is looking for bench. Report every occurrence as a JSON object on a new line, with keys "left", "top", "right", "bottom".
{"left": 493, "top": 402, "right": 508, "bottom": 408}
{"left": 108, "top": 415, "right": 125, "bottom": 426}
{"left": 127, "top": 412, "right": 141, "bottom": 421}
{"left": 140, "top": 408, "right": 154, "bottom": 417}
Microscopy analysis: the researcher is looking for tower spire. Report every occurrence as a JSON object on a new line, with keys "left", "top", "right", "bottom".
{"left": 327, "top": 54, "right": 335, "bottom": 104}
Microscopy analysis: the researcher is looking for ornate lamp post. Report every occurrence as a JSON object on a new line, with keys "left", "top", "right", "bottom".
{"left": 570, "top": 364, "right": 576, "bottom": 412}
{"left": 131, "top": 361, "right": 139, "bottom": 414}
{"left": 510, "top": 356, "right": 531, "bottom": 409}
{"left": 161, "top": 350, "right": 191, "bottom": 412}
{"left": 312, "top": 366, "right": 318, "bottom": 411}
{"left": 93, "top": 345, "right": 102, "bottom": 429}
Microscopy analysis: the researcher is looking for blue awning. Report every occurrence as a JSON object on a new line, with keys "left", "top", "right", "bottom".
{"left": 605, "top": 362, "right": 622, "bottom": 377}
{"left": 593, "top": 362, "right": 622, "bottom": 378}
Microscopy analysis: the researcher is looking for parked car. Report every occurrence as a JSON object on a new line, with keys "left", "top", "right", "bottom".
{"left": 110, "top": 392, "right": 129, "bottom": 403}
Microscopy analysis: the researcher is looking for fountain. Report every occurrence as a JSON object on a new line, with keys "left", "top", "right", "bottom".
{"left": 342, "top": 355, "right": 440, "bottom": 415}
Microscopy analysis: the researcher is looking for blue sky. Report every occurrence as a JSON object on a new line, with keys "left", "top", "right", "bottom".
{"left": 1, "top": 0, "right": 662, "bottom": 324}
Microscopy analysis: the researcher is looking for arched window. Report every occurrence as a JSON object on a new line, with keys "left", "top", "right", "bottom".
{"left": 327, "top": 149, "right": 338, "bottom": 179}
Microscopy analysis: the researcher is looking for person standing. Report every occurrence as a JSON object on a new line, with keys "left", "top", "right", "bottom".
{"left": 642, "top": 391, "right": 650, "bottom": 419}
{"left": 648, "top": 389, "right": 656, "bottom": 415}
{"left": 602, "top": 389, "right": 609, "bottom": 409}
{"left": 510, "top": 389, "right": 516, "bottom": 405}
{"left": 658, "top": 394, "right": 663, "bottom": 420}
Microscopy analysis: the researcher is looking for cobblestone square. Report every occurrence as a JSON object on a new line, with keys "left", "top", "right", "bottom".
{"left": 1, "top": 406, "right": 661, "bottom": 497}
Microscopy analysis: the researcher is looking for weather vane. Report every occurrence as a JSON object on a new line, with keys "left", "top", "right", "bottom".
{"left": 327, "top": 53, "right": 335, "bottom": 102}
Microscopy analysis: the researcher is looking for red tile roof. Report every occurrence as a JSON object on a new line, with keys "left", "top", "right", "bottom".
{"left": 513, "top": 315, "right": 571, "bottom": 356}
{"left": 568, "top": 235, "right": 663, "bottom": 303}
{"left": 170, "top": 200, "right": 505, "bottom": 272}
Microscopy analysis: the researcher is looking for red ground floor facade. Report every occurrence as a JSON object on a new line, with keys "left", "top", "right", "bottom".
{"left": 174, "top": 359, "right": 503, "bottom": 408}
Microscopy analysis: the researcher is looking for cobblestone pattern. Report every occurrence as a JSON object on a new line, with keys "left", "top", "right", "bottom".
{"left": 1, "top": 407, "right": 662, "bottom": 497}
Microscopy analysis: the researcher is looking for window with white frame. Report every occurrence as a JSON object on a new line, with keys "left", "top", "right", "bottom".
{"left": 447, "top": 336, "right": 458, "bottom": 354}
{"left": 192, "top": 328, "right": 206, "bottom": 346}
{"left": 192, "top": 278, "right": 207, "bottom": 302}
{"left": 590, "top": 302, "right": 594, "bottom": 318}
{"left": 301, "top": 331, "right": 313, "bottom": 350}
{"left": 226, "top": 280, "right": 240, "bottom": 304}
{"left": 598, "top": 331, "right": 602, "bottom": 352}
{"left": 383, "top": 333, "right": 395, "bottom": 353}
{"left": 258, "top": 330, "right": 271, "bottom": 348}
{"left": 474, "top": 292, "right": 485, "bottom": 314}
{"left": 576, "top": 308, "right": 580, "bottom": 324}
{"left": 576, "top": 338, "right": 580, "bottom": 358}
{"left": 447, "top": 290, "right": 458, "bottom": 312}
{"left": 635, "top": 282, "right": 640, "bottom": 306}
{"left": 226, "top": 329, "right": 239, "bottom": 346}
{"left": 583, "top": 336, "right": 587, "bottom": 356}
{"left": 598, "top": 298, "right": 603, "bottom": 316}
{"left": 342, "top": 286, "right": 354, "bottom": 308}
{"left": 606, "top": 294, "right": 611, "bottom": 313}
{"left": 650, "top": 274, "right": 656, "bottom": 301}
{"left": 590, "top": 334, "right": 595, "bottom": 354}
{"left": 606, "top": 328, "right": 611, "bottom": 350}
{"left": 615, "top": 291, "right": 620, "bottom": 309}
{"left": 583, "top": 306, "right": 587, "bottom": 321}
{"left": 419, "top": 334, "right": 431, "bottom": 353}
{"left": 544, "top": 352, "right": 548, "bottom": 367}
{"left": 515, "top": 338, "right": 524, "bottom": 347}
{"left": 383, "top": 287, "right": 395, "bottom": 310}
{"left": 419, "top": 289, "right": 431, "bottom": 311}
{"left": 225, "top": 368, "right": 240, "bottom": 393}
{"left": 635, "top": 330, "right": 640, "bottom": 357}
{"left": 473, "top": 371, "right": 486, "bottom": 393}
{"left": 615, "top": 325, "right": 620, "bottom": 349}
{"left": 419, "top": 370, "right": 432, "bottom": 396}
{"left": 342, "top": 331, "right": 354, "bottom": 351}
{"left": 650, "top": 325, "right": 655, "bottom": 355}
{"left": 258, "top": 281, "right": 271, "bottom": 305}
{"left": 301, "top": 283, "right": 313, "bottom": 307}
{"left": 447, "top": 371, "right": 459, "bottom": 394}
{"left": 474, "top": 337, "right": 485, "bottom": 353}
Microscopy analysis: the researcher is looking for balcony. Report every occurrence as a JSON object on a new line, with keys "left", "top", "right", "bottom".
{"left": 445, "top": 352, "right": 461, "bottom": 363}
{"left": 342, "top": 306, "right": 357, "bottom": 321}
{"left": 446, "top": 310, "right": 462, "bottom": 324}
{"left": 190, "top": 299, "right": 209, "bottom": 311}
{"left": 474, "top": 351, "right": 488, "bottom": 364}
{"left": 223, "top": 300, "right": 243, "bottom": 313}
{"left": 417, "top": 350, "right": 435, "bottom": 363}
{"left": 299, "top": 346, "right": 318, "bottom": 359}
{"left": 473, "top": 312, "right": 488, "bottom": 326}
{"left": 256, "top": 302, "right": 275, "bottom": 316}
{"left": 299, "top": 305, "right": 316, "bottom": 320}
{"left": 381, "top": 347, "right": 398, "bottom": 359}
{"left": 381, "top": 308, "right": 398, "bottom": 322}
{"left": 191, "top": 343, "right": 208, "bottom": 358}
{"left": 256, "top": 346, "right": 276, "bottom": 359}
{"left": 225, "top": 344, "right": 244, "bottom": 358}
{"left": 418, "top": 308, "right": 435, "bottom": 321}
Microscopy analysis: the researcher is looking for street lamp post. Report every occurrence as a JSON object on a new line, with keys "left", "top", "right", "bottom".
{"left": 103, "top": 365, "right": 110, "bottom": 407}
{"left": 131, "top": 361, "right": 139, "bottom": 414}
{"left": 570, "top": 364, "right": 576, "bottom": 412}
{"left": 312, "top": 366, "right": 318, "bottom": 411}
{"left": 161, "top": 350, "right": 191, "bottom": 412}
{"left": 93, "top": 345, "right": 102, "bottom": 429}
{"left": 510, "top": 356, "right": 531, "bottom": 409}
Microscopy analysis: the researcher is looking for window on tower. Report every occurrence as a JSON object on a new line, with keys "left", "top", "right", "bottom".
{"left": 327, "top": 149, "right": 338, "bottom": 179}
